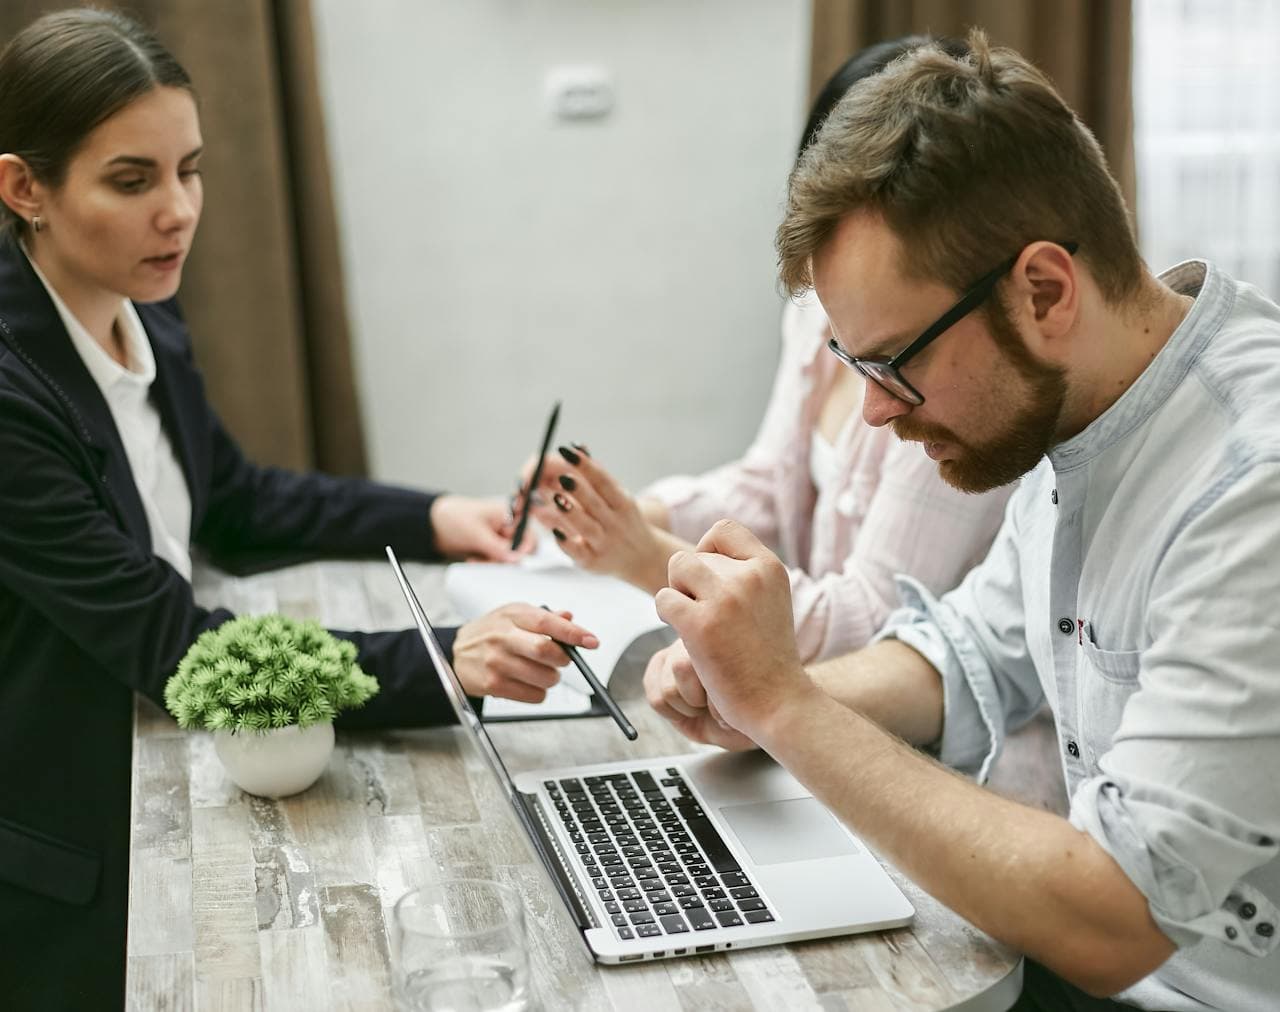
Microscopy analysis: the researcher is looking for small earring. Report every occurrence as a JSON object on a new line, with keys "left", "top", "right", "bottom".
{"left": 31, "top": 215, "right": 43, "bottom": 233}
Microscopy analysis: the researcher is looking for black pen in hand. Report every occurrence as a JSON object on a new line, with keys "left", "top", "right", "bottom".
{"left": 540, "top": 605, "right": 637, "bottom": 740}
{"left": 511, "top": 402, "right": 561, "bottom": 550}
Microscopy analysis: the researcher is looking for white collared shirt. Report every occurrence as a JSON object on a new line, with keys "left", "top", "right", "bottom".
{"left": 25, "top": 251, "right": 193, "bottom": 579}
{"left": 879, "top": 261, "right": 1280, "bottom": 1010}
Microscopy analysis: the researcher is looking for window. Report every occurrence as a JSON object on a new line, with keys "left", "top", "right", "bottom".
{"left": 1134, "top": 0, "right": 1280, "bottom": 296}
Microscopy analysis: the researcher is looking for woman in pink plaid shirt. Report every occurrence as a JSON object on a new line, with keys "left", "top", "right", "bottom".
{"left": 528, "top": 38, "right": 1011, "bottom": 663}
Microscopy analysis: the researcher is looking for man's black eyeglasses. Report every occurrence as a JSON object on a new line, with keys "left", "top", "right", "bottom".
{"left": 827, "top": 240, "right": 1079, "bottom": 405}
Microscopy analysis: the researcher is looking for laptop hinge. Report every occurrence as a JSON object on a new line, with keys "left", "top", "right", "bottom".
{"left": 518, "top": 790, "right": 597, "bottom": 932}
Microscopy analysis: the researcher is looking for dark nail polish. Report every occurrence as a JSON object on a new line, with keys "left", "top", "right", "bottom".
{"left": 571, "top": 442, "right": 591, "bottom": 457}
{"left": 557, "top": 445, "right": 580, "bottom": 466}
{"left": 553, "top": 492, "right": 572, "bottom": 513}
{"left": 552, "top": 528, "right": 566, "bottom": 542}
{"left": 559, "top": 474, "right": 576, "bottom": 492}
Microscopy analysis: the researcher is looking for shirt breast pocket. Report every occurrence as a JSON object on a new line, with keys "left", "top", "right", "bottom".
{"left": 1077, "top": 639, "right": 1143, "bottom": 768}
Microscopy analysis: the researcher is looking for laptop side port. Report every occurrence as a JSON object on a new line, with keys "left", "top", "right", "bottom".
{"left": 695, "top": 945, "right": 714, "bottom": 954}
{"left": 619, "top": 953, "right": 644, "bottom": 962}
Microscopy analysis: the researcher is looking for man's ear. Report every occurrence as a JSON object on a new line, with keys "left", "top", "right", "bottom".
{"left": 1015, "top": 241, "right": 1078, "bottom": 345}
{"left": 0, "top": 154, "right": 43, "bottom": 227}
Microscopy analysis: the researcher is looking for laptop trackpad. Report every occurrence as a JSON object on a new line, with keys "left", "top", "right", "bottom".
{"left": 720, "top": 798, "right": 858, "bottom": 865}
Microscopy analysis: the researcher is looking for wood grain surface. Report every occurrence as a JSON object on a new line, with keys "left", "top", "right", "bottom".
{"left": 126, "top": 560, "right": 1033, "bottom": 1010}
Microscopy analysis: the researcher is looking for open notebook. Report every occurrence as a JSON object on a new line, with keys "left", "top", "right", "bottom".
{"left": 445, "top": 532, "right": 666, "bottom": 719}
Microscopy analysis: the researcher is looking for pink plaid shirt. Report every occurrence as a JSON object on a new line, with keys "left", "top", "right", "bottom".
{"left": 643, "top": 292, "right": 1013, "bottom": 663}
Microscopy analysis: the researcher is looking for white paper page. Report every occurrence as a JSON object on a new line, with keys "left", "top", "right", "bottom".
{"left": 445, "top": 535, "right": 663, "bottom": 718}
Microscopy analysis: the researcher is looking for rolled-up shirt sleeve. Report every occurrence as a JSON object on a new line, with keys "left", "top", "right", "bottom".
{"left": 1069, "top": 463, "right": 1280, "bottom": 956}
{"left": 874, "top": 489, "right": 1044, "bottom": 782}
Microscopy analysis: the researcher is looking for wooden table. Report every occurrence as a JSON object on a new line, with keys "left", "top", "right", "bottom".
{"left": 126, "top": 560, "right": 1022, "bottom": 1011}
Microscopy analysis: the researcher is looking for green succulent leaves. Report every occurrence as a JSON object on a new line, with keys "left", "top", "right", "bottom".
{"left": 164, "top": 615, "right": 379, "bottom": 733}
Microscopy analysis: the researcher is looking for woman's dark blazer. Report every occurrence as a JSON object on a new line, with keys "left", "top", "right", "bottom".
{"left": 0, "top": 234, "right": 461, "bottom": 1008}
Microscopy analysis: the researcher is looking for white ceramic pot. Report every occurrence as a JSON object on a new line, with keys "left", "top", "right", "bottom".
{"left": 213, "top": 722, "right": 335, "bottom": 798}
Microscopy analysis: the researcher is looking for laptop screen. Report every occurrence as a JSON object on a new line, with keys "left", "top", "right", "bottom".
{"left": 384, "top": 546, "right": 525, "bottom": 808}
{"left": 385, "top": 546, "right": 598, "bottom": 936}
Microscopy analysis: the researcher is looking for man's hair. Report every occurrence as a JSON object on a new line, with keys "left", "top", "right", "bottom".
{"left": 776, "top": 29, "right": 1143, "bottom": 304}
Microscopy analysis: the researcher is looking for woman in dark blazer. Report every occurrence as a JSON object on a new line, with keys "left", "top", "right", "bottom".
{"left": 0, "top": 9, "right": 596, "bottom": 1007}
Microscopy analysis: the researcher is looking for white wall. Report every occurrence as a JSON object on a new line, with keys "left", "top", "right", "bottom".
{"left": 312, "top": 0, "right": 811, "bottom": 494}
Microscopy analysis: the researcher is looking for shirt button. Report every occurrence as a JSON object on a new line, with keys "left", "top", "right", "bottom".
{"left": 1057, "top": 617, "right": 1075, "bottom": 635}
{"left": 1258, "top": 922, "right": 1275, "bottom": 938}
{"left": 1050, "top": 489, "right": 1058, "bottom": 505}
{"left": 1225, "top": 925, "right": 1238, "bottom": 940}
{"left": 1240, "top": 902, "right": 1257, "bottom": 920}
{"left": 1066, "top": 740, "right": 1080, "bottom": 758}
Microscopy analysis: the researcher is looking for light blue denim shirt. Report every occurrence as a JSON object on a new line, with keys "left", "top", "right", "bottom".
{"left": 878, "top": 261, "right": 1280, "bottom": 1010}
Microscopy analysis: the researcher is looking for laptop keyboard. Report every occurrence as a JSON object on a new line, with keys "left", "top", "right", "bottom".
{"left": 545, "top": 768, "right": 775, "bottom": 941}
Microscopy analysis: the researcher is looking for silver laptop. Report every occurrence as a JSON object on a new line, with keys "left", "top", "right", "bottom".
{"left": 386, "top": 547, "right": 913, "bottom": 964}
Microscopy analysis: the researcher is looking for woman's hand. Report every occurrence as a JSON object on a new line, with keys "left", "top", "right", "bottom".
{"left": 452, "top": 604, "right": 599, "bottom": 703}
{"left": 430, "top": 494, "right": 533, "bottom": 562}
{"left": 642, "top": 640, "right": 759, "bottom": 751}
{"left": 521, "top": 445, "right": 682, "bottom": 592}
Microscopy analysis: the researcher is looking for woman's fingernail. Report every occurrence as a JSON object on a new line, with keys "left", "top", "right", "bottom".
{"left": 557, "top": 445, "right": 580, "bottom": 466}
{"left": 553, "top": 492, "right": 572, "bottom": 513}
{"left": 559, "top": 474, "right": 576, "bottom": 492}
{"left": 552, "top": 528, "right": 566, "bottom": 542}
{"left": 571, "top": 442, "right": 590, "bottom": 457}
{"left": 582, "top": 635, "right": 599, "bottom": 649}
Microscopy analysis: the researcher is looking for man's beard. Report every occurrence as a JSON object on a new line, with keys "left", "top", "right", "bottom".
{"left": 893, "top": 309, "right": 1067, "bottom": 494}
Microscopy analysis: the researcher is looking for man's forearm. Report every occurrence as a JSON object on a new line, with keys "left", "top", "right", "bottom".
{"left": 756, "top": 685, "right": 1175, "bottom": 996}
{"left": 806, "top": 638, "right": 946, "bottom": 747}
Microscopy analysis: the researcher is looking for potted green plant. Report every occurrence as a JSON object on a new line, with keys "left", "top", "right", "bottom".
{"left": 163, "top": 615, "right": 379, "bottom": 798}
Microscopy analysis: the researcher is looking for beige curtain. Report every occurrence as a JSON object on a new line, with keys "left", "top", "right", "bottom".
{"left": 0, "top": 0, "right": 367, "bottom": 474}
{"left": 810, "top": 0, "right": 1136, "bottom": 214}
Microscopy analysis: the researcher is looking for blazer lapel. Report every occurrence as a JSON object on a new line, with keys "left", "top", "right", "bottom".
{"left": 0, "top": 235, "right": 151, "bottom": 548}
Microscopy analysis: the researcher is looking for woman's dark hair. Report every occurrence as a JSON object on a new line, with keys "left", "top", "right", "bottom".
{"left": 797, "top": 35, "right": 968, "bottom": 160}
{"left": 0, "top": 7, "right": 193, "bottom": 234}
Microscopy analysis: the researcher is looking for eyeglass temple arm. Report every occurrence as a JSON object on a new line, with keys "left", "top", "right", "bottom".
{"left": 887, "top": 240, "right": 1078, "bottom": 367}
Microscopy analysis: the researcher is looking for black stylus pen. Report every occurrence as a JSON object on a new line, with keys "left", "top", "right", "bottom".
{"left": 541, "top": 605, "right": 638, "bottom": 740}
{"left": 510, "top": 401, "right": 561, "bottom": 550}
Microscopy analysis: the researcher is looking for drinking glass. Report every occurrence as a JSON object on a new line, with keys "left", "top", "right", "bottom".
{"left": 391, "top": 878, "right": 530, "bottom": 1012}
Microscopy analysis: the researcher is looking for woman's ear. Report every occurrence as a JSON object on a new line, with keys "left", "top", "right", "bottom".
{"left": 0, "top": 154, "right": 42, "bottom": 226}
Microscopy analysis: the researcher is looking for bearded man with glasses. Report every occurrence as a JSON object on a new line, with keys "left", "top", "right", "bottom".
{"left": 643, "top": 29, "right": 1280, "bottom": 1012}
